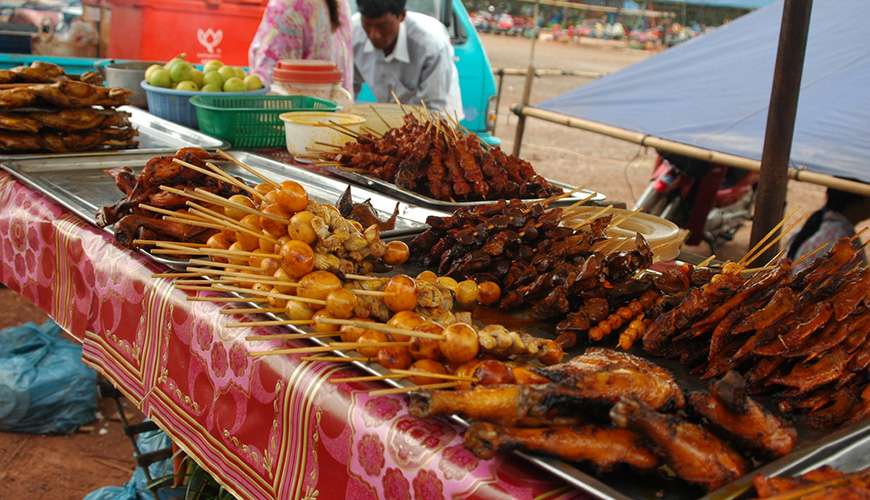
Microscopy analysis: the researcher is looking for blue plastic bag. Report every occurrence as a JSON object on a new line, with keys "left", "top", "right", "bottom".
{"left": 0, "top": 321, "right": 97, "bottom": 434}
{"left": 84, "top": 426, "right": 183, "bottom": 500}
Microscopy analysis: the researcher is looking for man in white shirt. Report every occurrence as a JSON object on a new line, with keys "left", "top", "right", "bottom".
{"left": 352, "top": 0, "right": 463, "bottom": 119}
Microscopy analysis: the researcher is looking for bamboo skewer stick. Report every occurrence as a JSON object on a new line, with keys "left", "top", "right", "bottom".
{"left": 390, "top": 90, "right": 408, "bottom": 115}
{"left": 325, "top": 122, "right": 359, "bottom": 140}
{"left": 738, "top": 211, "right": 794, "bottom": 267}
{"left": 185, "top": 266, "right": 270, "bottom": 280}
{"left": 743, "top": 215, "right": 804, "bottom": 268}
{"left": 794, "top": 240, "right": 832, "bottom": 267}
{"left": 158, "top": 185, "right": 216, "bottom": 205}
{"left": 316, "top": 318, "right": 443, "bottom": 340}
{"left": 134, "top": 239, "right": 207, "bottom": 248}
{"left": 370, "top": 105, "right": 392, "bottom": 130}
{"left": 251, "top": 341, "right": 410, "bottom": 357}
{"left": 369, "top": 381, "right": 460, "bottom": 396}
{"left": 245, "top": 331, "right": 336, "bottom": 342}
{"left": 207, "top": 161, "right": 267, "bottom": 202}
{"left": 697, "top": 254, "right": 717, "bottom": 268}
{"left": 186, "top": 200, "right": 278, "bottom": 243}
{"left": 389, "top": 369, "right": 476, "bottom": 382}
{"left": 173, "top": 158, "right": 264, "bottom": 201}
{"left": 302, "top": 355, "right": 372, "bottom": 363}
{"left": 314, "top": 141, "right": 342, "bottom": 150}
{"left": 192, "top": 188, "right": 290, "bottom": 223}
{"left": 217, "top": 149, "right": 279, "bottom": 188}
{"left": 212, "top": 284, "right": 326, "bottom": 306}
{"left": 231, "top": 319, "right": 316, "bottom": 328}
{"left": 160, "top": 217, "right": 226, "bottom": 232}
{"left": 330, "top": 374, "right": 405, "bottom": 383}
{"left": 345, "top": 274, "right": 384, "bottom": 281}
{"left": 187, "top": 259, "right": 262, "bottom": 272}
{"left": 220, "top": 306, "right": 286, "bottom": 315}
{"left": 151, "top": 240, "right": 280, "bottom": 259}
{"left": 153, "top": 272, "right": 202, "bottom": 279}
{"left": 187, "top": 296, "right": 268, "bottom": 303}
{"left": 138, "top": 203, "right": 205, "bottom": 221}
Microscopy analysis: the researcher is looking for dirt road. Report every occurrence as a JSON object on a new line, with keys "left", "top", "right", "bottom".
{"left": 481, "top": 33, "right": 838, "bottom": 260}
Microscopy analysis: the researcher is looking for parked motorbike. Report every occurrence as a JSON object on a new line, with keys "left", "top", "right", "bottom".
{"left": 633, "top": 153, "right": 758, "bottom": 252}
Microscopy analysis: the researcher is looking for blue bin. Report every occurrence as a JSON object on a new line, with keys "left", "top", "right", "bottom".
{"left": 141, "top": 82, "right": 268, "bottom": 129}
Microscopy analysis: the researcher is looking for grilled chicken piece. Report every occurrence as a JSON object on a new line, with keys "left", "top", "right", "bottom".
{"left": 611, "top": 398, "right": 748, "bottom": 491}
{"left": 113, "top": 214, "right": 211, "bottom": 246}
{"left": 754, "top": 466, "right": 870, "bottom": 499}
{"left": 106, "top": 167, "right": 137, "bottom": 196}
{"left": 536, "top": 348, "right": 685, "bottom": 410}
{"left": 409, "top": 384, "right": 585, "bottom": 425}
{"left": 689, "top": 371, "right": 797, "bottom": 458}
{"left": 464, "top": 422, "right": 660, "bottom": 471}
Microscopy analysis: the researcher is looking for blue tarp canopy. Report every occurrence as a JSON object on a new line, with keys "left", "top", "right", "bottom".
{"left": 651, "top": 0, "right": 774, "bottom": 9}
{"left": 535, "top": 0, "right": 870, "bottom": 184}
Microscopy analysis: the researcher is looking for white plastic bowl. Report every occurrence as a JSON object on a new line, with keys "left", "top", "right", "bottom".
{"left": 280, "top": 111, "right": 366, "bottom": 158}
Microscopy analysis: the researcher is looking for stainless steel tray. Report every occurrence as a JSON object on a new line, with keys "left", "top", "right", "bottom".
{"left": 327, "top": 167, "right": 607, "bottom": 210}
{"left": 225, "top": 253, "right": 870, "bottom": 500}
{"left": 0, "top": 151, "right": 444, "bottom": 269}
{"left": 0, "top": 106, "right": 229, "bottom": 160}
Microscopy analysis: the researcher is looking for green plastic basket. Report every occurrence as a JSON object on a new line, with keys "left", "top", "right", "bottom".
{"left": 190, "top": 95, "right": 338, "bottom": 149}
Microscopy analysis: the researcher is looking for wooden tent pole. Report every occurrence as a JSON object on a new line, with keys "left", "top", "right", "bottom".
{"left": 750, "top": 0, "right": 814, "bottom": 263}
{"left": 513, "top": 0, "right": 541, "bottom": 157}
{"left": 513, "top": 106, "right": 869, "bottom": 197}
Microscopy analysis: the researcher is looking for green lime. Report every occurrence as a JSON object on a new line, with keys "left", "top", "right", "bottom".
{"left": 175, "top": 81, "right": 198, "bottom": 91}
{"left": 243, "top": 74, "right": 263, "bottom": 90}
{"left": 190, "top": 69, "right": 205, "bottom": 87}
{"left": 223, "top": 77, "right": 246, "bottom": 93}
{"left": 218, "top": 65, "right": 237, "bottom": 82}
{"left": 145, "top": 64, "right": 163, "bottom": 81}
{"left": 149, "top": 68, "right": 172, "bottom": 88}
{"left": 201, "top": 83, "right": 223, "bottom": 93}
{"left": 234, "top": 67, "right": 247, "bottom": 79}
{"left": 169, "top": 60, "right": 193, "bottom": 83}
{"left": 202, "top": 71, "right": 224, "bottom": 87}
{"left": 203, "top": 60, "right": 223, "bottom": 73}
{"left": 164, "top": 56, "right": 186, "bottom": 69}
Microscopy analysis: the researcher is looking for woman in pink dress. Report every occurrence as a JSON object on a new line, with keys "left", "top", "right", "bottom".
{"left": 248, "top": 0, "right": 353, "bottom": 92}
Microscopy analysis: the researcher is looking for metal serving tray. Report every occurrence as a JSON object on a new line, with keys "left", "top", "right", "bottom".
{"left": 327, "top": 167, "right": 607, "bottom": 210}
{"left": 223, "top": 254, "right": 870, "bottom": 500}
{"left": 0, "top": 106, "right": 229, "bottom": 160}
{"left": 0, "top": 151, "right": 444, "bottom": 269}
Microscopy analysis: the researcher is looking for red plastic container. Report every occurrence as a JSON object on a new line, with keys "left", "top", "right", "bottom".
{"left": 106, "top": 0, "right": 267, "bottom": 65}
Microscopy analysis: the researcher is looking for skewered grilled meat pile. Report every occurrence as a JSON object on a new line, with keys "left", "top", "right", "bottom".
{"left": 411, "top": 200, "right": 657, "bottom": 344}
{"left": 0, "top": 64, "right": 135, "bottom": 153}
{"left": 638, "top": 237, "right": 869, "bottom": 428}
{"left": 97, "top": 148, "right": 242, "bottom": 245}
{"left": 325, "top": 113, "right": 562, "bottom": 202}
{"left": 411, "top": 348, "right": 796, "bottom": 491}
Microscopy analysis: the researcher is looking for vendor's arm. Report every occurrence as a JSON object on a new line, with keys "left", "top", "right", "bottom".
{"left": 414, "top": 48, "right": 452, "bottom": 112}
{"left": 248, "top": 1, "right": 306, "bottom": 83}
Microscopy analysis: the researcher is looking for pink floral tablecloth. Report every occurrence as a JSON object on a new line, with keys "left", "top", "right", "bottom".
{"left": 0, "top": 172, "right": 583, "bottom": 499}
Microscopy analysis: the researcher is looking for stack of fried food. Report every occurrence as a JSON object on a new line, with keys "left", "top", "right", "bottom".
{"left": 754, "top": 465, "right": 870, "bottom": 498}
{"left": 0, "top": 61, "right": 135, "bottom": 153}
{"left": 639, "top": 237, "right": 869, "bottom": 429}
{"left": 320, "top": 112, "right": 562, "bottom": 202}
{"left": 410, "top": 200, "right": 660, "bottom": 344}
{"left": 412, "top": 348, "right": 798, "bottom": 492}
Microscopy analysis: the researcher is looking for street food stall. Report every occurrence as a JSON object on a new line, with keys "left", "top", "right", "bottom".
{"left": 0, "top": 50, "right": 868, "bottom": 500}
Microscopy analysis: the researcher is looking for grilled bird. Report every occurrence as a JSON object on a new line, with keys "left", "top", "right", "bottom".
{"left": 688, "top": 371, "right": 797, "bottom": 458}
{"left": 463, "top": 422, "right": 661, "bottom": 471}
{"left": 536, "top": 348, "right": 686, "bottom": 410}
{"left": 611, "top": 398, "right": 748, "bottom": 491}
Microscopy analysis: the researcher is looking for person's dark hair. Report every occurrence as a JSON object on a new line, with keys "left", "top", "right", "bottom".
{"left": 787, "top": 187, "right": 865, "bottom": 259}
{"left": 325, "top": 0, "right": 340, "bottom": 31}
{"left": 357, "top": 0, "right": 406, "bottom": 18}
